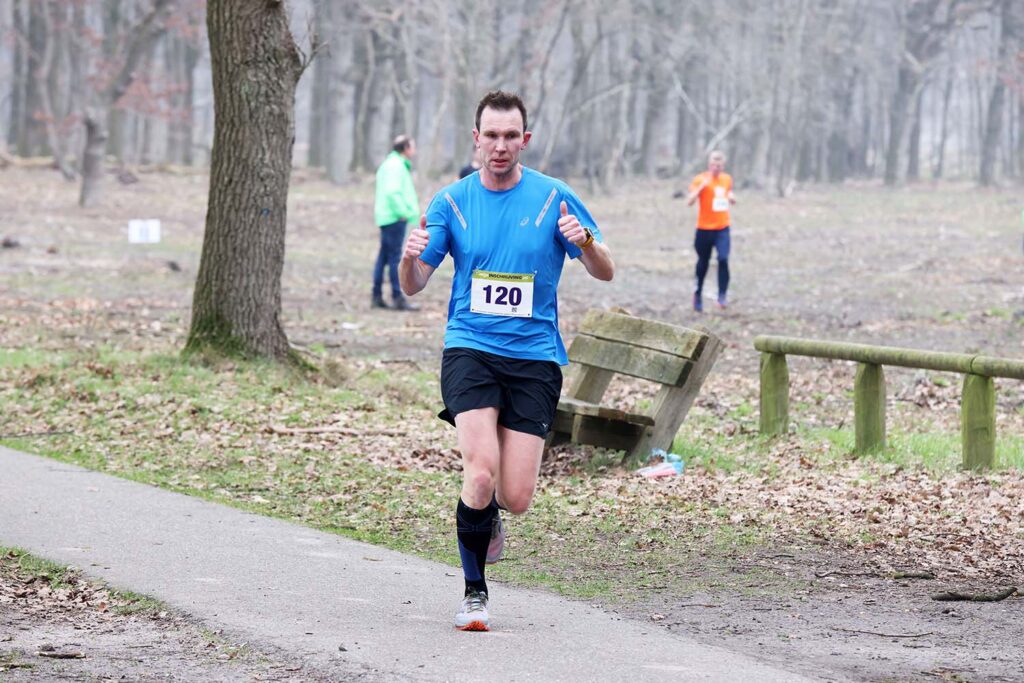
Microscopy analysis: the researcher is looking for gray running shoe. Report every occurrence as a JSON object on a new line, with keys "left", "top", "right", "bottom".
{"left": 454, "top": 589, "right": 490, "bottom": 631}
{"left": 486, "top": 512, "right": 505, "bottom": 564}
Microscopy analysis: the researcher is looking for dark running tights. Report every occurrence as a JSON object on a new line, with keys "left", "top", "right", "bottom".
{"left": 694, "top": 227, "right": 731, "bottom": 297}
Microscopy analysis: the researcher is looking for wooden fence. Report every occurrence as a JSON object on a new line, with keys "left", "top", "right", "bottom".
{"left": 753, "top": 336, "right": 1024, "bottom": 470}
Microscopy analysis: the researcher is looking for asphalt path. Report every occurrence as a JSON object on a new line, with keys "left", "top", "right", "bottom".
{"left": 0, "top": 446, "right": 818, "bottom": 682}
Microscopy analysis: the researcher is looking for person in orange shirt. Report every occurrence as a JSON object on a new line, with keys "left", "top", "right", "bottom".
{"left": 686, "top": 150, "right": 736, "bottom": 312}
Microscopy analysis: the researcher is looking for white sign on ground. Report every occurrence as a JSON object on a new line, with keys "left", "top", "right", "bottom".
{"left": 128, "top": 219, "right": 161, "bottom": 244}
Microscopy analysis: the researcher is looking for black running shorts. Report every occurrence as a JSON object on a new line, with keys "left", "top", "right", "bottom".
{"left": 438, "top": 347, "right": 563, "bottom": 438}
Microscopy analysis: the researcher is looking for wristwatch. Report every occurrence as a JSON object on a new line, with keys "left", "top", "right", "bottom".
{"left": 579, "top": 228, "right": 595, "bottom": 250}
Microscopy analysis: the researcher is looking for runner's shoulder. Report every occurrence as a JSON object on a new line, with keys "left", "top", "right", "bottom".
{"left": 521, "top": 166, "right": 576, "bottom": 198}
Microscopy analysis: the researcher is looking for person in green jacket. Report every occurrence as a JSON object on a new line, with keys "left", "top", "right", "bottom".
{"left": 373, "top": 135, "right": 420, "bottom": 310}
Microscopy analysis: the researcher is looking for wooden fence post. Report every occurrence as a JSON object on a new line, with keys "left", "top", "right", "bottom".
{"left": 760, "top": 352, "right": 789, "bottom": 436}
{"left": 854, "top": 363, "right": 886, "bottom": 453}
{"left": 961, "top": 373, "right": 996, "bottom": 470}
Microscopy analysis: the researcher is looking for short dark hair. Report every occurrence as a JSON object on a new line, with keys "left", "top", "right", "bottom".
{"left": 475, "top": 91, "right": 528, "bottom": 133}
{"left": 392, "top": 135, "right": 413, "bottom": 154}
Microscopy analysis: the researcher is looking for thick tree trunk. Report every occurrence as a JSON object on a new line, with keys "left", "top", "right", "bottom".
{"left": 186, "top": 0, "right": 301, "bottom": 361}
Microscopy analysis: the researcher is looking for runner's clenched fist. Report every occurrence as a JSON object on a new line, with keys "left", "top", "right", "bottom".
{"left": 403, "top": 214, "right": 430, "bottom": 260}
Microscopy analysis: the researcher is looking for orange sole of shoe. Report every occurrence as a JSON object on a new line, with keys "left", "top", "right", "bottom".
{"left": 456, "top": 621, "right": 490, "bottom": 632}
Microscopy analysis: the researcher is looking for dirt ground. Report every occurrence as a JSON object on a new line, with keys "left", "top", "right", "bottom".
{"left": 0, "top": 550, "right": 372, "bottom": 681}
{"left": 2, "top": 166, "right": 1023, "bottom": 682}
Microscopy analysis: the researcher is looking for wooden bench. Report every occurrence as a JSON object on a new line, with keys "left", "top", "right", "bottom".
{"left": 549, "top": 310, "right": 723, "bottom": 460}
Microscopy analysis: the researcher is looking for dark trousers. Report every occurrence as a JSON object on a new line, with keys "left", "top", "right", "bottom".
{"left": 372, "top": 220, "right": 407, "bottom": 300}
{"left": 694, "top": 226, "right": 731, "bottom": 297}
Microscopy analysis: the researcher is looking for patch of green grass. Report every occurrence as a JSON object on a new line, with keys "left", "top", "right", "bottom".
{"left": 804, "top": 426, "right": 1024, "bottom": 472}
{"left": 0, "top": 348, "right": 67, "bottom": 369}
{"left": 728, "top": 401, "right": 754, "bottom": 419}
{"left": 0, "top": 546, "right": 76, "bottom": 589}
{"left": 985, "top": 308, "right": 1011, "bottom": 320}
{"left": 111, "top": 590, "right": 164, "bottom": 616}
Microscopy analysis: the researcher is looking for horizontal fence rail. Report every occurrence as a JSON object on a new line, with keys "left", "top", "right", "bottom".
{"left": 752, "top": 335, "right": 1024, "bottom": 470}
{"left": 754, "top": 336, "right": 1024, "bottom": 379}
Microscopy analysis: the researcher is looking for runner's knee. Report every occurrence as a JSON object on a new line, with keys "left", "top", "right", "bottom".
{"left": 500, "top": 485, "right": 535, "bottom": 515}
{"left": 465, "top": 468, "right": 496, "bottom": 498}
{"left": 504, "top": 495, "right": 532, "bottom": 515}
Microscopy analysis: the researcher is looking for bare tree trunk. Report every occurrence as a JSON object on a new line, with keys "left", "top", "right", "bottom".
{"left": 167, "top": 35, "right": 199, "bottom": 165}
{"left": 932, "top": 66, "right": 954, "bottom": 179}
{"left": 186, "top": 0, "right": 302, "bottom": 361}
{"left": 980, "top": 0, "right": 1014, "bottom": 186}
{"left": 906, "top": 86, "right": 924, "bottom": 181}
{"left": 34, "top": 0, "right": 75, "bottom": 178}
{"left": 884, "top": 65, "right": 915, "bottom": 186}
{"left": 79, "top": 112, "right": 108, "bottom": 207}
{"left": 79, "top": 0, "right": 174, "bottom": 207}
{"left": 8, "top": 0, "right": 26, "bottom": 151}
{"left": 307, "top": 0, "right": 330, "bottom": 168}
{"left": 103, "top": 1, "right": 126, "bottom": 161}
{"left": 349, "top": 27, "right": 377, "bottom": 172}
{"left": 324, "top": 1, "right": 347, "bottom": 185}
{"left": 18, "top": 0, "right": 46, "bottom": 156}
{"left": 1017, "top": 97, "right": 1024, "bottom": 180}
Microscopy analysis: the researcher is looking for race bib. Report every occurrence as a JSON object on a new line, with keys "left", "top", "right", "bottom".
{"left": 471, "top": 270, "right": 534, "bottom": 317}
{"left": 711, "top": 186, "right": 729, "bottom": 212}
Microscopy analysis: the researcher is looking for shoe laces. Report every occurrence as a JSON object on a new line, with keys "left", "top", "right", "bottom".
{"left": 463, "top": 590, "right": 487, "bottom": 613}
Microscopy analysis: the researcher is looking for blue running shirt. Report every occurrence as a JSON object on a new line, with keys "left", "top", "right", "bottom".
{"left": 420, "top": 167, "right": 603, "bottom": 365}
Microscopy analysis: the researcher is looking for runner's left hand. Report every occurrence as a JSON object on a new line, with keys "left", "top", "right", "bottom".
{"left": 558, "top": 201, "right": 586, "bottom": 246}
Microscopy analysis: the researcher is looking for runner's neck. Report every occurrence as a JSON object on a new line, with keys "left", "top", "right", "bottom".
{"left": 480, "top": 164, "right": 524, "bottom": 192}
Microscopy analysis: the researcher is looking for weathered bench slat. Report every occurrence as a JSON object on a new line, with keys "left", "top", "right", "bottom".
{"left": 579, "top": 310, "right": 707, "bottom": 359}
{"left": 556, "top": 397, "right": 655, "bottom": 426}
{"left": 568, "top": 335, "right": 692, "bottom": 385}
{"left": 570, "top": 415, "right": 644, "bottom": 452}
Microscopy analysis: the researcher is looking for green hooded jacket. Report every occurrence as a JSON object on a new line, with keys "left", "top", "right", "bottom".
{"left": 374, "top": 151, "right": 419, "bottom": 227}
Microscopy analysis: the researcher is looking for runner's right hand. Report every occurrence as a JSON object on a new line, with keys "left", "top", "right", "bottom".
{"left": 404, "top": 215, "right": 429, "bottom": 260}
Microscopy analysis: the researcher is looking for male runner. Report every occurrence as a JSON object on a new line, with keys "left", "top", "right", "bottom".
{"left": 686, "top": 150, "right": 736, "bottom": 312}
{"left": 399, "top": 91, "right": 614, "bottom": 631}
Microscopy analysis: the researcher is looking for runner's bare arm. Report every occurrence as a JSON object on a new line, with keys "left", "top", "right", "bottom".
{"left": 557, "top": 201, "right": 614, "bottom": 281}
{"left": 399, "top": 215, "right": 436, "bottom": 296}
{"left": 578, "top": 241, "right": 614, "bottom": 282}
{"left": 686, "top": 177, "right": 708, "bottom": 206}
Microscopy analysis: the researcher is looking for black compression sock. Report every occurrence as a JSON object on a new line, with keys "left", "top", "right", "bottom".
{"left": 456, "top": 498, "right": 495, "bottom": 596}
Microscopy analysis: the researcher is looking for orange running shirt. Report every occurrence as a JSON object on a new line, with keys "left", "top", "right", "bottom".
{"left": 689, "top": 172, "right": 732, "bottom": 230}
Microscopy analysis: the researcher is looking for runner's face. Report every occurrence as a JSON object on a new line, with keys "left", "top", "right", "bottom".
{"left": 474, "top": 107, "right": 531, "bottom": 179}
{"left": 708, "top": 156, "right": 725, "bottom": 176}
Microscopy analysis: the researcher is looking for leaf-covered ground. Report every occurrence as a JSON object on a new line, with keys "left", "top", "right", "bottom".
{"left": 2, "top": 167, "right": 1023, "bottom": 681}
{"left": 0, "top": 547, "right": 352, "bottom": 680}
